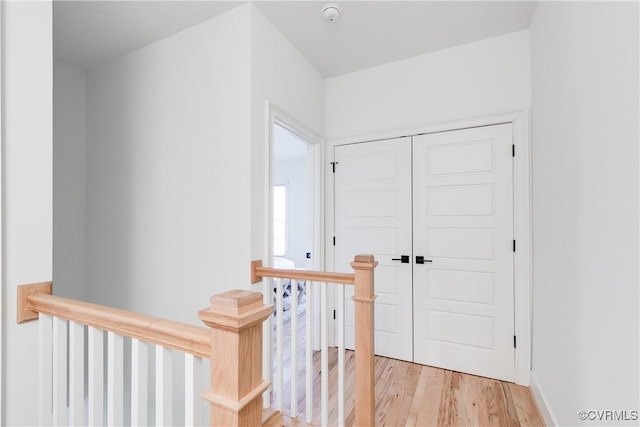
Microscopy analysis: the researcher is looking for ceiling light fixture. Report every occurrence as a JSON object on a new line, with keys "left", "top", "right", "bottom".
{"left": 321, "top": 3, "right": 341, "bottom": 22}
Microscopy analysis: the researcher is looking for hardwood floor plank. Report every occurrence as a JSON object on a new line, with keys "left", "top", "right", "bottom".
{"left": 438, "top": 370, "right": 457, "bottom": 426}
{"left": 507, "top": 383, "right": 546, "bottom": 427}
{"left": 403, "top": 366, "right": 428, "bottom": 426}
{"left": 414, "top": 366, "right": 445, "bottom": 427}
{"left": 486, "top": 380, "right": 510, "bottom": 426}
{"left": 393, "top": 362, "right": 422, "bottom": 425}
{"left": 382, "top": 360, "right": 419, "bottom": 426}
{"left": 502, "top": 381, "right": 523, "bottom": 427}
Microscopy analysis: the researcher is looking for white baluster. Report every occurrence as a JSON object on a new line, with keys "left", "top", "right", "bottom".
{"left": 38, "top": 314, "right": 53, "bottom": 426}
{"left": 69, "top": 321, "right": 85, "bottom": 425}
{"left": 291, "top": 277, "right": 298, "bottom": 418}
{"left": 52, "top": 317, "right": 68, "bottom": 426}
{"left": 305, "top": 281, "right": 313, "bottom": 423}
{"left": 131, "top": 338, "right": 148, "bottom": 426}
{"left": 88, "top": 326, "right": 104, "bottom": 426}
{"left": 185, "top": 354, "right": 203, "bottom": 426}
{"left": 263, "top": 272, "right": 273, "bottom": 408}
{"left": 276, "top": 278, "right": 284, "bottom": 411}
{"left": 320, "top": 281, "right": 328, "bottom": 427}
{"left": 338, "top": 284, "right": 346, "bottom": 427}
{"left": 155, "top": 345, "right": 173, "bottom": 425}
{"left": 107, "top": 332, "right": 124, "bottom": 425}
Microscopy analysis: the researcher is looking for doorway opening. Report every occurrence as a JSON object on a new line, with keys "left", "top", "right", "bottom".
{"left": 272, "top": 122, "right": 313, "bottom": 315}
{"left": 266, "top": 110, "right": 324, "bottom": 410}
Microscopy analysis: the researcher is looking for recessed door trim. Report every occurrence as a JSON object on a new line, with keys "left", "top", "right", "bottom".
{"left": 326, "top": 111, "right": 531, "bottom": 386}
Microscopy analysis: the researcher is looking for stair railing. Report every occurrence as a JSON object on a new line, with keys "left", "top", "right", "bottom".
{"left": 17, "top": 283, "right": 276, "bottom": 426}
{"left": 252, "top": 254, "right": 377, "bottom": 426}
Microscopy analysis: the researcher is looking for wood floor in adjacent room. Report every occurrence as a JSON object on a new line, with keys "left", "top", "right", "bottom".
{"left": 272, "top": 298, "right": 544, "bottom": 426}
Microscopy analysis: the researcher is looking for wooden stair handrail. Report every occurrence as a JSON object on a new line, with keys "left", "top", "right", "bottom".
{"left": 19, "top": 289, "right": 210, "bottom": 358}
{"left": 251, "top": 259, "right": 356, "bottom": 285}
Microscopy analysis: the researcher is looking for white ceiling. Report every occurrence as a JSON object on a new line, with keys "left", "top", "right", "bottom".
{"left": 53, "top": 1, "right": 241, "bottom": 70}
{"left": 254, "top": 1, "right": 537, "bottom": 77}
{"left": 54, "top": 1, "right": 537, "bottom": 76}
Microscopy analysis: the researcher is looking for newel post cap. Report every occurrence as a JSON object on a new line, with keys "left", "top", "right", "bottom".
{"left": 199, "top": 290, "right": 271, "bottom": 331}
{"left": 350, "top": 254, "right": 378, "bottom": 270}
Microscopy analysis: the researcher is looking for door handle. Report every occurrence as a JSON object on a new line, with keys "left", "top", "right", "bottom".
{"left": 391, "top": 255, "right": 410, "bottom": 263}
{"left": 415, "top": 256, "right": 432, "bottom": 264}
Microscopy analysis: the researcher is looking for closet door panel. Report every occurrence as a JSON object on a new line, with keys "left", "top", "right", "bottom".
{"left": 412, "top": 124, "right": 515, "bottom": 382}
{"left": 335, "top": 137, "right": 413, "bottom": 362}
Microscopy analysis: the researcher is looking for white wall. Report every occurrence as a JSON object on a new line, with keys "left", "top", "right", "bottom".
{"left": 529, "top": 2, "right": 639, "bottom": 425}
{"left": 83, "top": 2, "right": 324, "bottom": 321}
{"left": 53, "top": 60, "right": 86, "bottom": 300}
{"left": 85, "top": 5, "right": 252, "bottom": 323}
{"left": 249, "top": 5, "right": 324, "bottom": 266}
{"left": 325, "top": 30, "right": 531, "bottom": 139}
{"left": 1, "top": 1, "right": 53, "bottom": 425}
{"left": 274, "top": 156, "right": 311, "bottom": 268}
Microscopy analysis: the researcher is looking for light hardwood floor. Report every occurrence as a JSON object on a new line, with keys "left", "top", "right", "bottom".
{"left": 271, "top": 297, "right": 544, "bottom": 426}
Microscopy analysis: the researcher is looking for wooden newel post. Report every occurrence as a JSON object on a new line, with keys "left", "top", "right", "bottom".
{"left": 351, "top": 254, "right": 378, "bottom": 427}
{"left": 199, "top": 290, "right": 272, "bottom": 426}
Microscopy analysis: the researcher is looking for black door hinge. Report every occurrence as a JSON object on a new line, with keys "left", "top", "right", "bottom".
{"left": 330, "top": 161, "right": 338, "bottom": 173}
{"left": 333, "top": 236, "right": 336, "bottom": 246}
{"left": 333, "top": 310, "right": 336, "bottom": 320}
{"left": 512, "top": 144, "right": 515, "bottom": 157}
{"left": 514, "top": 335, "right": 517, "bottom": 348}
{"left": 513, "top": 240, "right": 516, "bottom": 252}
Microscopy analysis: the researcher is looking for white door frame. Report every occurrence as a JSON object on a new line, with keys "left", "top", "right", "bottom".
{"left": 326, "top": 111, "right": 532, "bottom": 386}
{"left": 0, "top": 0, "right": 5, "bottom": 414}
{"left": 264, "top": 101, "right": 325, "bottom": 351}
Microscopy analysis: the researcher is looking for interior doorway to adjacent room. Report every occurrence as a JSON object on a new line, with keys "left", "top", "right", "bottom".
{"left": 272, "top": 122, "right": 314, "bottom": 312}
{"left": 268, "top": 117, "right": 323, "bottom": 408}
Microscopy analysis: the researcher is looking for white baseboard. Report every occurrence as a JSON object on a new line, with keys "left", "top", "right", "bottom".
{"left": 530, "top": 371, "right": 557, "bottom": 426}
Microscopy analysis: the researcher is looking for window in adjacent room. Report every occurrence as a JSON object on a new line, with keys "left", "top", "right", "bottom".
{"left": 273, "top": 184, "right": 287, "bottom": 257}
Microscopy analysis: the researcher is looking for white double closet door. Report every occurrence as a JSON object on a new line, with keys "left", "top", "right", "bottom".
{"left": 336, "top": 124, "right": 515, "bottom": 382}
